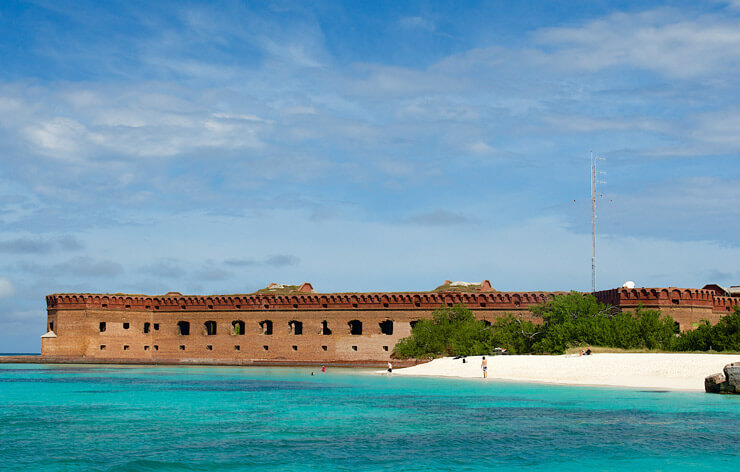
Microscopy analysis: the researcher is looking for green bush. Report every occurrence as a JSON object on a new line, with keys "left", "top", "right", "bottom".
{"left": 393, "top": 304, "right": 493, "bottom": 358}
{"left": 674, "top": 306, "right": 740, "bottom": 352}
{"left": 392, "top": 294, "right": 739, "bottom": 359}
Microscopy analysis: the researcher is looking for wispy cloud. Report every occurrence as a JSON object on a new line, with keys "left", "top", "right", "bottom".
{"left": 0, "top": 235, "right": 83, "bottom": 254}
{"left": 224, "top": 255, "right": 300, "bottom": 267}
{"left": 406, "top": 210, "right": 473, "bottom": 226}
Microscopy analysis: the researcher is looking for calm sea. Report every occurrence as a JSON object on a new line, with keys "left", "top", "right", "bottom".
{"left": 0, "top": 364, "right": 738, "bottom": 471}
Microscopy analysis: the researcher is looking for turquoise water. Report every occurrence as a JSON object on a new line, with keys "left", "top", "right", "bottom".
{"left": 0, "top": 364, "right": 738, "bottom": 471}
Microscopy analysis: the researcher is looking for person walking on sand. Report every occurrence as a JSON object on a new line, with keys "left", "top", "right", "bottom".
{"left": 387, "top": 362, "right": 393, "bottom": 376}
{"left": 481, "top": 356, "right": 488, "bottom": 379}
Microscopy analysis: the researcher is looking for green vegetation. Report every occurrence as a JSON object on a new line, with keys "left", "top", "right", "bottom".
{"left": 673, "top": 308, "right": 740, "bottom": 352}
{"left": 393, "top": 292, "right": 740, "bottom": 358}
{"left": 393, "top": 305, "right": 493, "bottom": 358}
{"left": 432, "top": 282, "right": 496, "bottom": 293}
{"left": 253, "top": 284, "right": 305, "bottom": 294}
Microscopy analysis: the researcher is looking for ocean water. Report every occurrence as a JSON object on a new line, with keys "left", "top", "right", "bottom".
{"left": 0, "top": 364, "right": 738, "bottom": 471}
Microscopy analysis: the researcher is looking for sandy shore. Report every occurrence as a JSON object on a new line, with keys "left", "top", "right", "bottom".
{"left": 392, "top": 353, "right": 740, "bottom": 391}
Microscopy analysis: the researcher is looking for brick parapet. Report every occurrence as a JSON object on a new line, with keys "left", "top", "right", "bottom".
{"left": 594, "top": 287, "right": 717, "bottom": 308}
{"left": 46, "top": 291, "right": 556, "bottom": 312}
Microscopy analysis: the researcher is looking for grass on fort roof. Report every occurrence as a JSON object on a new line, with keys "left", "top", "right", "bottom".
{"left": 432, "top": 283, "right": 497, "bottom": 293}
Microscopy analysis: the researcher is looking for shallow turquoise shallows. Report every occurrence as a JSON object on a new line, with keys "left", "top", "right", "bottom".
{"left": 1, "top": 364, "right": 738, "bottom": 471}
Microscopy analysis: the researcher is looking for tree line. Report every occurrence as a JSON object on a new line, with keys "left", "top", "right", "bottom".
{"left": 392, "top": 292, "right": 740, "bottom": 358}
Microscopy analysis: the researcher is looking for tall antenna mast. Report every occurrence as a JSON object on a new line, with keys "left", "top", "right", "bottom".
{"left": 590, "top": 151, "right": 605, "bottom": 293}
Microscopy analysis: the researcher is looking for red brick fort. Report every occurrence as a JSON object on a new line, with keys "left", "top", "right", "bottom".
{"left": 40, "top": 281, "right": 739, "bottom": 365}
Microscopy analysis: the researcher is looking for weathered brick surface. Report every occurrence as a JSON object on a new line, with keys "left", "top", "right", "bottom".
{"left": 593, "top": 287, "right": 737, "bottom": 330}
{"left": 42, "top": 292, "right": 542, "bottom": 363}
{"left": 42, "top": 287, "right": 738, "bottom": 363}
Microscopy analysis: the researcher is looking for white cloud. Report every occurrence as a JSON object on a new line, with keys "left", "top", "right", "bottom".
{"left": 24, "top": 117, "right": 91, "bottom": 159}
{"left": 399, "top": 16, "right": 435, "bottom": 32}
{"left": 533, "top": 9, "right": 740, "bottom": 78}
{"left": 0, "top": 277, "right": 15, "bottom": 298}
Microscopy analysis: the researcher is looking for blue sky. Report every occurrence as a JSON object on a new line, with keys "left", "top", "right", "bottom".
{"left": 1, "top": 0, "right": 739, "bottom": 352}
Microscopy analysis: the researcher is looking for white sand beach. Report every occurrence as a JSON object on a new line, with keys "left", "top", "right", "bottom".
{"left": 393, "top": 353, "right": 740, "bottom": 391}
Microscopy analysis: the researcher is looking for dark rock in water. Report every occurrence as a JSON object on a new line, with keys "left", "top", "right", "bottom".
{"left": 705, "top": 372, "right": 726, "bottom": 393}
{"left": 705, "top": 362, "right": 740, "bottom": 394}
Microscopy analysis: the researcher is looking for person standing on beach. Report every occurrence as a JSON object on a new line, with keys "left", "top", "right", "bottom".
{"left": 481, "top": 356, "right": 488, "bottom": 379}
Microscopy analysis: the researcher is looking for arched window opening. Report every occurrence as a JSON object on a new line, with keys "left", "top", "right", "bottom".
{"left": 232, "top": 320, "right": 245, "bottom": 336}
{"left": 177, "top": 321, "right": 190, "bottom": 336}
{"left": 204, "top": 321, "right": 217, "bottom": 336}
{"left": 144, "top": 322, "right": 151, "bottom": 334}
{"left": 348, "top": 320, "right": 363, "bottom": 335}
{"left": 409, "top": 320, "right": 419, "bottom": 330}
{"left": 379, "top": 320, "right": 393, "bottom": 335}
{"left": 320, "top": 320, "right": 332, "bottom": 335}
{"left": 260, "top": 320, "right": 273, "bottom": 335}
{"left": 289, "top": 320, "right": 303, "bottom": 335}
{"left": 99, "top": 322, "right": 106, "bottom": 332}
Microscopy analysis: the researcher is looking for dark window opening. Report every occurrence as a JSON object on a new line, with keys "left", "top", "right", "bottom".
{"left": 49, "top": 321, "right": 54, "bottom": 332}
{"left": 483, "top": 320, "right": 492, "bottom": 327}
{"left": 204, "top": 321, "right": 217, "bottom": 335}
{"left": 322, "top": 345, "right": 328, "bottom": 351}
{"left": 447, "top": 303, "right": 453, "bottom": 307}
{"left": 293, "top": 304, "right": 298, "bottom": 309}
{"left": 155, "top": 306, "right": 160, "bottom": 310}
{"left": 383, "top": 303, "right": 389, "bottom": 308}
{"left": 410, "top": 320, "right": 419, "bottom": 330}
{"left": 672, "top": 299, "right": 680, "bottom": 305}
{"left": 208, "top": 305, "right": 213, "bottom": 309}
{"left": 154, "top": 345, "right": 159, "bottom": 351}
{"left": 321, "top": 320, "right": 332, "bottom": 335}
{"left": 383, "top": 346, "right": 389, "bottom": 351}
{"left": 414, "top": 302, "right": 420, "bottom": 307}
{"left": 144, "top": 345, "right": 150, "bottom": 351}
{"left": 379, "top": 320, "right": 393, "bottom": 335}
{"left": 259, "top": 320, "right": 273, "bottom": 335}
{"left": 177, "top": 321, "right": 190, "bottom": 336}
{"left": 352, "top": 303, "right": 358, "bottom": 308}
{"left": 263, "top": 345, "right": 269, "bottom": 351}
{"left": 348, "top": 320, "right": 363, "bottom": 335}
{"left": 232, "top": 320, "right": 245, "bottom": 335}
{"left": 264, "top": 304, "right": 269, "bottom": 309}
{"left": 289, "top": 320, "right": 303, "bottom": 335}
{"left": 153, "top": 323, "right": 159, "bottom": 331}
{"left": 181, "top": 305, "right": 186, "bottom": 310}
{"left": 144, "top": 322, "right": 151, "bottom": 334}
{"left": 123, "top": 322, "right": 130, "bottom": 330}
{"left": 123, "top": 345, "right": 129, "bottom": 351}
{"left": 292, "top": 345, "right": 298, "bottom": 351}
{"left": 352, "top": 346, "right": 358, "bottom": 351}
{"left": 234, "top": 345, "right": 240, "bottom": 351}
{"left": 145, "top": 305, "right": 151, "bottom": 309}
{"left": 100, "top": 345, "right": 106, "bottom": 350}
{"left": 235, "top": 304, "right": 241, "bottom": 309}
{"left": 322, "top": 303, "right": 328, "bottom": 308}
{"left": 480, "top": 303, "right": 487, "bottom": 308}
{"left": 179, "top": 345, "right": 185, "bottom": 350}
{"left": 102, "top": 303, "right": 108, "bottom": 308}
{"left": 514, "top": 301, "right": 521, "bottom": 307}
{"left": 125, "top": 304, "right": 131, "bottom": 309}
{"left": 206, "top": 345, "right": 213, "bottom": 351}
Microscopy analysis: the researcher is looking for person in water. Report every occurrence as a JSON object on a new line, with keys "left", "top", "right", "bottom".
{"left": 387, "top": 362, "right": 393, "bottom": 376}
{"left": 321, "top": 364, "right": 325, "bottom": 373}
{"left": 481, "top": 356, "right": 488, "bottom": 378}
